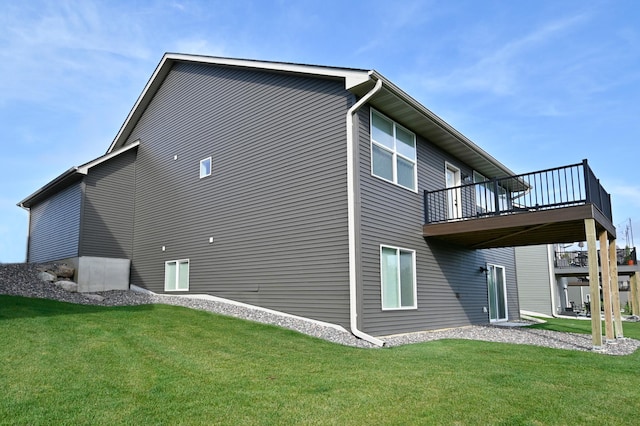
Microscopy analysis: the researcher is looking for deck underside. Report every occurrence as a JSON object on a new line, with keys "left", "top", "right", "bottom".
{"left": 423, "top": 204, "right": 616, "bottom": 249}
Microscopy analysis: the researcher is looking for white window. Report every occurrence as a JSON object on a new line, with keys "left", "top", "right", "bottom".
{"left": 371, "top": 109, "right": 417, "bottom": 191}
{"left": 199, "top": 157, "right": 212, "bottom": 178}
{"left": 165, "top": 259, "right": 189, "bottom": 291}
{"left": 380, "top": 245, "right": 417, "bottom": 310}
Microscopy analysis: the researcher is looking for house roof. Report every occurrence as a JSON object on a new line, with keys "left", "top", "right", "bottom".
{"left": 17, "top": 141, "right": 139, "bottom": 209}
{"left": 107, "top": 53, "right": 517, "bottom": 180}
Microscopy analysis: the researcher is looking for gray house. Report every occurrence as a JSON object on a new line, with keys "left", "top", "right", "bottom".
{"left": 516, "top": 244, "right": 639, "bottom": 317}
{"left": 22, "top": 53, "right": 615, "bottom": 346}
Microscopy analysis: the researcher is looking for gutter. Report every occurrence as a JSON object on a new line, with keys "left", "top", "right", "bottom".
{"left": 18, "top": 141, "right": 141, "bottom": 210}
{"left": 17, "top": 167, "right": 79, "bottom": 210}
{"left": 346, "top": 76, "right": 385, "bottom": 347}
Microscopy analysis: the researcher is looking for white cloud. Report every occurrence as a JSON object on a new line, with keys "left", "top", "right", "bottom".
{"left": 355, "top": 0, "right": 432, "bottom": 56}
{"left": 611, "top": 184, "right": 640, "bottom": 208}
{"left": 418, "top": 12, "right": 591, "bottom": 96}
{"left": 0, "top": 1, "right": 156, "bottom": 108}
{"left": 170, "top": 38, "right": 227, "bottom": 57}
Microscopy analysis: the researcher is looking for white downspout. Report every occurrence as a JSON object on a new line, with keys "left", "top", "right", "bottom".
{"left": 346, "top": 77, "right": 384, "bottom": 347}
{"left": 548, "top": 244, "right": 560, "bottom": 316}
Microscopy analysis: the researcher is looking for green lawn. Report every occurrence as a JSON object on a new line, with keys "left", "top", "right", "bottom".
{"left": 529, "top": 316, "right": 640, "bottom": 340}
{"left": 1, "top": 295, "right": 639, "bottom": 425}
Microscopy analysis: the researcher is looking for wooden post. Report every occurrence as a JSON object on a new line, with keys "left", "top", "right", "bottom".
{"left": 599, "top": 231, "right": 614, "bottom": 340}
{"left": 585, "top": 219, "right": 603, "bottom": 348}
{"left": 609, "top": 239, "right": 624, "bottom": 338}
{"left": 632, "top": 273, "right": 640, "bottom": 317}
{"left": 630, "top": 274, "right": 637, "bottom": 316}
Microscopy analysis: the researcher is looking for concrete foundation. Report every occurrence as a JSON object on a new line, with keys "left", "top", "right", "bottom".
{"left": 73, "top": 256, "right": 130, "bottom": 292}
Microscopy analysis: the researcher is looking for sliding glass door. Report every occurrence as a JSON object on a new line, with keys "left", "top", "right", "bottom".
{"left": 487, "top": 264, "right": 507, "bottom": 322}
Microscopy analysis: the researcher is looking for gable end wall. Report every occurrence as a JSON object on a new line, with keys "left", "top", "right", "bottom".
{"left": 124, "top": 62, "right": 353, "bottom": 327}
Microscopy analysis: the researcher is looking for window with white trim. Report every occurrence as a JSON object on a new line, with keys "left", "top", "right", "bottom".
{"left": 165, "top": 259, "right": 189, "bottom": 291}
{"left": 371, "top": 110, "right": 417, "bottom": 191}
{"left": 380, "top": 245, "right": 417, "bottom": 310}
{"left": 199, "top": 157, "right": 212, "bottom": 178}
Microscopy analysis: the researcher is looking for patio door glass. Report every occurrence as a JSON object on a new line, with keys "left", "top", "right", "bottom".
{"left": 487, "top": 264, "right": 507, "bottom": 322}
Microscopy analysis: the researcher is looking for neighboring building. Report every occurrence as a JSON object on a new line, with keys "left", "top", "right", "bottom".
{"left": 19, "top": 54, "right": 615, "bottom": 345}
{"left": 515, "top": 245, "right": 555, "bottom": 316}
{"left": 517, "top": 244, "right": 638, "bottom": 317}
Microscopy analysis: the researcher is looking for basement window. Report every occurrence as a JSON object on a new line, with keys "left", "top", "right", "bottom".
{"left": 200, "top": 157, "right": 212, "bottom": 178}
{"left": 380, "top": 245, "right": 417, "bottom": 310}
{"left": 165, "top": 259, "right": 189, "bottom": 291}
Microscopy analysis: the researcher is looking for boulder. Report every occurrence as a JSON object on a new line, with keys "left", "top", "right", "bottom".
{"left": 54, "top": 264, "right": 75, "bottom": 279}
{"left": 37, "top": 271, "right": 57, "bottom": 282}
{"left": 55, "top": 280, "right": 78, "bottom": 292}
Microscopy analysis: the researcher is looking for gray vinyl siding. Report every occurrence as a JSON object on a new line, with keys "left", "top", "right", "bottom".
{"left": 357, "top": 106, "right": 519, "bottom": 336}
{"left": 516, "top": 245, "right": 554, "bottom": 315}
{"left": 28, "top": 182, "right": 82, "bottom": 263}
{"left": 125, "top": 62, "right": 352, "bottom": 326}
{"left": 79, "top": 148, "right": 137, "bottom": 259}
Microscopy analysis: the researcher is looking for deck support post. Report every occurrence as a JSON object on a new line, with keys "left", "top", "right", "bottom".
{"left": 599, "top": 231, "right": 614, "bottom": 340}
{"left": 631, "top": 273, "right": 640, "bottom": 316}
{"left": 585, "top": 218, "right": 602, "bottom": 348}
{"left": 609, "top": 239, "right": 624, "bottom": 338}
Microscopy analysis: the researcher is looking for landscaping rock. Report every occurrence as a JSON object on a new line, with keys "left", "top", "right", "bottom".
{"left": 37, "top": 271, "right": 57, "bottom": 282}
{"left": 83, "top": 294, "right": 105, "bottom": 302}
{"left": 55, "top": 280, "right": 78, "bottom": 292}
{"left": 54, "top": 264, "right": 75, "bottom": 279}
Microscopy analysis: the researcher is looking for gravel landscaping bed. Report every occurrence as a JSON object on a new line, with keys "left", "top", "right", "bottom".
{"left": 2, "top": 262, "right": 639, "bottom": 355}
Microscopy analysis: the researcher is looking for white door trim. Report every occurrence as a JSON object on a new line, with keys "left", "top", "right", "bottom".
{"left": 445, "top": 162, "right": 462, "bottom": 220}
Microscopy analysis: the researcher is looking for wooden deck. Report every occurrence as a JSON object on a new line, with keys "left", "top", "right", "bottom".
{"left": 422, "top": 204, "right": 616, "bottom": 249}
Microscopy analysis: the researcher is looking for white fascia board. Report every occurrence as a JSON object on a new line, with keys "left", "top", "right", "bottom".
{"left": 369, "top": 70, "right": 517, "bottom": 178}
{"left": 78, "top": 140, "right": 140, "bottom": 174}
{"left": 163, "top": 53, "right": 372, "bottom": 89}
{"left": 107, "top": 53, "right": 372, "bottom": 153}
{"left": 107, "top": 53, "right": 174, "bottom": 153}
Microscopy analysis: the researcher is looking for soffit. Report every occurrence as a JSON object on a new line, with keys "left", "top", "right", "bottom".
{"left": 106, "top": 54, "right": 515, "bottom": 182}
{"left": 358, "top": 77, "right": 516, "bottom": 180}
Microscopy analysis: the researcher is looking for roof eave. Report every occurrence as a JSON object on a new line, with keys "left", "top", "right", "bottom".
{"left": 19, "top": 140, "right": 141, "bottom": 210}
{"left": 105, "top": 53, "right": 515, "bottom": 180}
{"left": 107, "top": 53, "right": 372, "bottom": 153}
{"left": 368, "top": 71, "right": 517, "bottom": 179}
{"left": 17, "top": 167, "right": 81, "bottom": 209}
{"left": 79, "top": 140, "right": 139, "bottom": 173}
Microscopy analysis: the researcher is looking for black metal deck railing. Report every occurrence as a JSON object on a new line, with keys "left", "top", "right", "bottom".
{"left": 554, "top": 247, "right": 636, "bottom": 268}
{"left": 424, "top": 159, "right": 612, "bottom": 224}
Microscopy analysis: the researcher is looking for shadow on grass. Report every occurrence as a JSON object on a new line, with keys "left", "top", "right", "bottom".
{"left": 0, "top": 294, "right": 155, "bottom": 321}
{"left": 528, "top": 322, "right": 591, "bottom": 334}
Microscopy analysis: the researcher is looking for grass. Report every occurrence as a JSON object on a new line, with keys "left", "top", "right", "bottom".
{"left": 529, "top": 315, "right": 640, "bottom": 340}
{"left": 2, "top": 295, "right": 640, "bottom": 425}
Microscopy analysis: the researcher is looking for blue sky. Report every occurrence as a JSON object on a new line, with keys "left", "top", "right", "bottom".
{"left": 1, "top": 0, "right": 639, "bottom": 262}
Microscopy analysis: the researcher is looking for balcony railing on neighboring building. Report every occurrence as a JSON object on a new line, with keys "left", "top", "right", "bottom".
{"left": 424, "top": 159, "right": 612, "bottom": 224}
{"left": 555, "top": 247, "right": 637, "bottom": 268}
